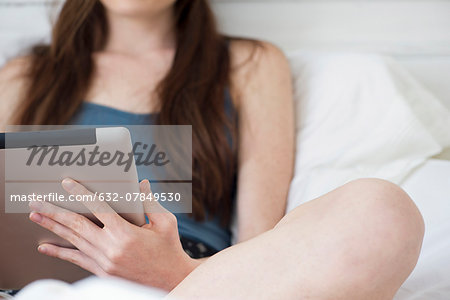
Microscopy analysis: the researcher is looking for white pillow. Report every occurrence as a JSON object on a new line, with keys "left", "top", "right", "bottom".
{"left": 286, "top": 52, "right": 450, "bottom": 211}
{"left": 0, "top": 4, "right": 53, "bottom": 66}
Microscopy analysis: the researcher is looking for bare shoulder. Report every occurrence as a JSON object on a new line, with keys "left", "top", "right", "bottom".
{"left": 229, "top": 39, "right": 289, "bottom": 71}
{"left": 0, "top": 56, "right": 31, "bottom": 128}
{"left": 0, "top": 56, "right": 31, "bottom": 84}
{"left": 228, "top": 39, "right": 292, "bottom": 108}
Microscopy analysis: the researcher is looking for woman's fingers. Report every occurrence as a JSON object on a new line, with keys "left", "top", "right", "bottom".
{"left": 29, "top": 198, "right": 101, "bottom": 245}
{"left": 29, "top": 211, "right": 109, "bottom": 267}
{"left": 37, "top": 243, "right": 108, "bottom": 277}
{"left": 61, "top": 178, "right": 125, "bottom": 229}
{"left": 140, "top": 180, "right": 175, "bottom": 229}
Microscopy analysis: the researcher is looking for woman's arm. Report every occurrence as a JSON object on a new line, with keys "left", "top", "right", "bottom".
{"left": 0, "top": 57, "right": 30, "bottom": 130}
{"left": 230, "top": 40, "right": 295, "bottom": 242}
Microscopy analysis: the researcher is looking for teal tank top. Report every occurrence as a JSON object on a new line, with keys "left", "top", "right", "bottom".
{"left": 69, "top": 93, "right": 236, "bottom": 251}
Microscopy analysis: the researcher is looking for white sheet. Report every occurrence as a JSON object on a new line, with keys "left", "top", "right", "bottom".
{"left": 395, "top": 159, "right": 450, "bottom": 300}
{"left": 15, "top": 277, "right": 166, "bottom": 300}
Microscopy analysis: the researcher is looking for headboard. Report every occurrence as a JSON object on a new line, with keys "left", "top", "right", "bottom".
{"left": 211, "top": 0, "right": 450, "bottom": 56}
{"left": 1, "top": 0, "right": 449, "bottom": 55}
{"left": 209, "top": 0, "right": 450, "bottom": 107}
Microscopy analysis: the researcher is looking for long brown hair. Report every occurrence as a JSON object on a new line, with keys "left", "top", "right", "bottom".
{"left": 14, "top": 0, "right": 237, "bottom": 225}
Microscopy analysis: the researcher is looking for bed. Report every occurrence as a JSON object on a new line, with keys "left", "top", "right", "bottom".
{"left": 1, "top": 0, "right": 450, "bottom": 299}
{"left": 213, "top": 2, "right": 450, "bottom": 299}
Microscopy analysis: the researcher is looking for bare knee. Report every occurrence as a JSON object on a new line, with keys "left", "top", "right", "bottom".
{"left": 342, "top": 178, "right": 424, "bottom": 243}
{"left": 278, "top": 178, "right": 425, "bottom": 299}
{"left": 270, "top": 178, "right": 425, "bottom": 299}
{"left": 334, "top": 178, "right": 425, "bottom": 298}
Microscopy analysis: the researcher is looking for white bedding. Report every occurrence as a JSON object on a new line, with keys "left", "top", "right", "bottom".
{"left": 397, "top": 57, "right": 450, "bottom": 111}
{"left": 286, "top": 52, "right": 450, "bottom": 211}
{"left": 14, "top": 276, "right": 166, "bottom": 300}
{"left": 396, "top": 159, "right": 450, "bottom": 299}
{"left": 285, "top": 53, "right": 450, "bottom": 299}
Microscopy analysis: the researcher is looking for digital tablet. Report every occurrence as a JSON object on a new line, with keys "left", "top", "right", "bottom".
{"left": 0, "top": 127, "right": 146, "bottom": 289}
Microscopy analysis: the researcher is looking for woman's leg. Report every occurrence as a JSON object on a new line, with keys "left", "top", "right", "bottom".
{"left": 169, "top": 179, "right": 424, "bottom": 300}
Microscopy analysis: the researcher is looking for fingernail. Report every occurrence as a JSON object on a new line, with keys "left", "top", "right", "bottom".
{"left": 62, "top": 178, "right": 76, "bottom": 191}
{"left": 140, "top": 179, "right": 150, "bottom": 189}
{"left": 30, "top": 212, "right": 43, "bottom": 223}
{"left": 38, "top": 245, "right": 46, "bottom": 253}
{"left": 145, "top": 179, "right": 151, "bottom": 189}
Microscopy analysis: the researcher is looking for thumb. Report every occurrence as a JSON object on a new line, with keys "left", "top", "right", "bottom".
{"left": 140, "top": 180, "right": 172, "bottom": 226}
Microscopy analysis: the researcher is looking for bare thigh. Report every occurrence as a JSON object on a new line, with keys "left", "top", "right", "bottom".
{"left": 168, "top": 179, "right": 424, "bottom": 300}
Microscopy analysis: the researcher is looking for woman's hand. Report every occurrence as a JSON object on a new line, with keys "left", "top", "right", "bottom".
{"left": 28, "top": 178, "right": 199, "bottom": 291}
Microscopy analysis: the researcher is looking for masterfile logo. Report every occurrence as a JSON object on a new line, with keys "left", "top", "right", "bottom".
{"left": 26, "top": 142, "right": 170, "bottom": 172}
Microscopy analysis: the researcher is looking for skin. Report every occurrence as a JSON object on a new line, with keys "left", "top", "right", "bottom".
{"left": 0, "top": 0, "right": 424, "bottom": 298}
{"left": 169, "top": 179, "right": 424, "bottom": 299}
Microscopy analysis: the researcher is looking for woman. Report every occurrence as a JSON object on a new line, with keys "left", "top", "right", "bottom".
{"left": 0, "top": 0, "right": 424, "bottom": 298}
